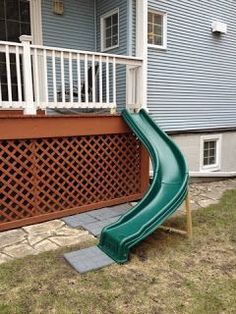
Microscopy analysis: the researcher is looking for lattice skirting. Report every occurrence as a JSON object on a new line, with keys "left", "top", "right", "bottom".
{"left": 0, "top": 116, "right": 149, "bottom": 231}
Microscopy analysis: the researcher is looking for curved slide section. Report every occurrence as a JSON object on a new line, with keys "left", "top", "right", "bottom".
{"left": 98, "top": 109, "right": 189, "bottom": 263}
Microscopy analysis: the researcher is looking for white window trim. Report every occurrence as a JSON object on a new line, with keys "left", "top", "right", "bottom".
{"left": 147, "top": 10, "right": 167, "bottom": 50}
{"left": 200, "top": 134, "right": 222, "bottom": 172}
{"left": 100, "top": 8, "right": 119, "bottom": 52}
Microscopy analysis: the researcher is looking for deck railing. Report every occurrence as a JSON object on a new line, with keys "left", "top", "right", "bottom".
{"left": 0, "top": 36, "right": 143, "bottom": 114}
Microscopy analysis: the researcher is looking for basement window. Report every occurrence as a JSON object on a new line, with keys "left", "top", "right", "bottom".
{"left": 148, "top": 10, "right": 167, "bottom": 49}
{"left": 101, "top": 8, "right": 119, "bottom": 52}
{"left": 200, "top": 135, "right": 222, "bottom": 171}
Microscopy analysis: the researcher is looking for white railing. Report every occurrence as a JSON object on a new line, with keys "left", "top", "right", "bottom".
{"left": 0, "top": 36, "right": 143, "bottom": 114}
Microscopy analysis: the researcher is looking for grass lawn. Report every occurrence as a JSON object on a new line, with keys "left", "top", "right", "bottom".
{"left": 0, "top": 190, "right": 236, "bottom": 314}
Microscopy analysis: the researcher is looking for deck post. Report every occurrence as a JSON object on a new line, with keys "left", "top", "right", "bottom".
{"left": 20, "top": 35, "right": 36, "bottom": 115}
{"left": 185, "top": 193, "right": 193, "bottom": 240}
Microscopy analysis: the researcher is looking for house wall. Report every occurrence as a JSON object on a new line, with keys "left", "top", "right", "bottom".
{"left": 96, "top": 0, "right": 130, "bottom": 109}
{"left": 147, "top": 0, "right": 236, "bottom": 132}
{"left": 171, "top": 131, "right": 236, "bottom": 173}
{"left": 41, "top": 0, "right": 95, "bottom": 51}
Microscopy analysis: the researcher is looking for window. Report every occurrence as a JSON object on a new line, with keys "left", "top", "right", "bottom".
{"left": 0, "top": 0, "right": 31, "bottom": 42}
{"left": 0, "top": 0, "right": 31, "bottom": 101}
{"left": 200, "top": 135, "right": 222, "bottom": 171}
{"left": 101, "top": 9, "right": 119, "bottom": 52}
{"left": 148, "top": 10, "right": 167, "bottom": 49}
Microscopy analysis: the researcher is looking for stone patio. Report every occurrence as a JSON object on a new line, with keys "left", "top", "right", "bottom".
{"left": 0, "top": 178, "right": 236, "bottom": 265}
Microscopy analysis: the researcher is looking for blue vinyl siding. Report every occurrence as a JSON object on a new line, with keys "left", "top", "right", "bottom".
{"left": 41, "top": 0, "right": 96, "bottom": 102}
{"left": 96, "top": 0, "right": 129, "bottom": 110}
{"left": 147, "top": 0, "right": 236, "bottom": 131}
{"left": 42, "top": 0, "right": 95, "bottom": 51}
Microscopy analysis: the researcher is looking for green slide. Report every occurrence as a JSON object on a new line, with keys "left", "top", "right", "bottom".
{"left": 98, "top": 109, "right": 189, "bottom": 263}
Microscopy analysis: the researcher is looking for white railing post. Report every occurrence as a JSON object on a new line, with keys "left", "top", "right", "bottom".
{"left": 126, "top": 65, "right": 138, "bottom": 111}
{"left": 20, "top": 35, "right": 36, "bottom": 115}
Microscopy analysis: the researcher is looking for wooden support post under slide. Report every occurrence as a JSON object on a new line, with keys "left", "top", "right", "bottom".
{"left": 185, "top": 193, "right": 193, "bottom": 240}
{"left": 159, "top": 192, "right": 193, "bottom": 239}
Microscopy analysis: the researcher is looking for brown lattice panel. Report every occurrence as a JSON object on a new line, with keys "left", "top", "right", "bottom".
{"left": 0, "top": 116, "right": 149, "bottom": 231}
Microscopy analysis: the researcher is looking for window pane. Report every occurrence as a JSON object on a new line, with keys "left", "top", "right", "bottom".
{"left": 154, "top": 14, "right": 162, "bottom": 25}
{"left": 204, "top": 142, "right": 209, "bottom": 150}
{"left": 112, "top": 25, "right": 118, "bottom": 36}
{"left": 148, "top": 34, "right": 153, "bottom": 45}
{"left": 105, "top": 16, "right": 111, "bottom": 28}
{"left": 154, "top": 35, "right": 162, "bottom": 46}
{"left": 6, "top": 0, "right": 19, "bottom": 21}
{"left": 21, "top": 22, "right": 30, "bottom": 35}
{"left": 154, "top": 24, "right": 162, "bottom": 36}
{"left": 203, "top": 157, "right": 209, "bottom": 165}
{"left": 148, "top": 23, "right": 152, "bottom": 33}
{"left": 203, "top": 150, "right": 208, "bottom": 158}
{"left": 0, "top": 19, "right": 6, "bottom": 40}
{"left": 7, "top": 20, "right": 20, "bottom": 42}
{"left": 112, "top": 35, "right": 118, "bottom": 46}
{"left": 105, "top": 38, "right": 112, "bottom": 49}
{"left": 209, "top": 156, "right": 216, "bottom": 164}
{"left": 1, "top": 84, "right": 8, "bottom": 101}
{"left": 210, "top": 141, "right": 216, "bottom": 149}
{"left": 106, "top": 27, "right": 111, "bottom": 37}
{"left": 20, "top": 0, "right": 30, "bottom": 23}
{"left": 112, "top": 13, "right": 118, "bottom": 25}
{"left": 0, "top": 1, "right": 5, "bottom": 19}
{"left": 148, "top": 12, "right": 153, "bottom": 23}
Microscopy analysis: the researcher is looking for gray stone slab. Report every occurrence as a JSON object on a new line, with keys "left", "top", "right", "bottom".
{"left": 108, "top": 203, "right": 132, "bottom": 215}
{"left": 62, "top": 213, "right": 98, "bottom": 228}
{"left": 85, "top": 217, "right": 120, "bottom": 237}
{"left": 87, "top": 203, "right": 131, "bottom": 220}
{"left": 87, "top": 208, "right": 118, "bottom": 220}
{"left": 64, "top": 246, "right": 115, "bottom": 273}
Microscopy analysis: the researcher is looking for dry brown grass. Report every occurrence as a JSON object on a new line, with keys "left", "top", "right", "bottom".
{"left": 0, "top": 190, "right": 236, "bottom": 314}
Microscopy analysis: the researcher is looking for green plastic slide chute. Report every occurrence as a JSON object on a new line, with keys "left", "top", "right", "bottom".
{"left": 98, "top": 109, "right": 189, "bottom": 263}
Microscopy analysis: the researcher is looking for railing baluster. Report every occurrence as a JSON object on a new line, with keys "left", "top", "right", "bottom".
{"left": 5, "top": 45, "right": 12, "bottom": 105}
{"left": 69, "top": 52, "right": 73, "bottom": 106}
{"left": 60, "top": 51, "right": 65, "bottom": 103}
{"left": 52, "top": 50, "right": 57, "bottom": 105}
{"left": 84, "top": 54, "right": 88, "bottom": 104}
{"left": 15, "top": 46, "right": 22, "bottom": 104}
{"left": 106, "top": 56, "right": 110, "bottom": 105}
{"left": 99, "top": 56, "right": 103, "bottom": 105}
{"left": 92, "top": 54, "right": 95, "bottom": 103}
{"left": 43, "top": 49, "right": 49, "bottom": 106}
{"left": 113, "top": 57, "right": 116, "bottom": 106}
{"left": 77, "top": 53, "right": 81, "bottom": 104}
{"left": 33, "top": 48, "right": 40, "bottom": 106}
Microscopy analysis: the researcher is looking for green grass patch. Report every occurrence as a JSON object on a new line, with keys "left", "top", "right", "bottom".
{"left": 0, "top": 190, "right": 236, "bottom": 314}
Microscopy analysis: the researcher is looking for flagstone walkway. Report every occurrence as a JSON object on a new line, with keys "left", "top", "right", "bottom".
{"left": 0, "top": 178, "right": 236, "bottom": 265}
